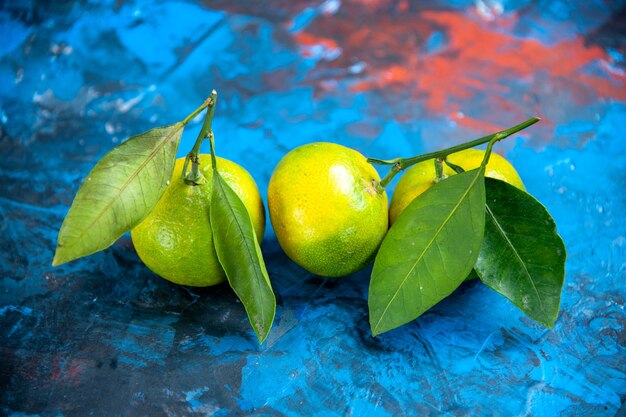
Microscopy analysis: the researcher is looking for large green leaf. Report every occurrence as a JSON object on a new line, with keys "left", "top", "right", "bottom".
{"left": 53, "top": 123, "right": 184, "bottom": 266}
{"left": 476, "top": 178, "right": 566, "bottom": 327}
{"left": 369, "top": 168, "right": 486, "bottom": 336}
{"left": 210, "top": 171, "right": 275, "bottom": 344}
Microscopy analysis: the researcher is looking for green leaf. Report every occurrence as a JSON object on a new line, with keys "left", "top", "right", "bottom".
{"left": 369, "top": 168, "right": 486, "bottom": 336}
{"left": 53, "top": 123, "right": 185, "bottom": 266}
{"left": 476, "top": 178, "right": 566, "bottom": 328}
{"left": 210, "top": 171, "right": 276, "bottom": 344}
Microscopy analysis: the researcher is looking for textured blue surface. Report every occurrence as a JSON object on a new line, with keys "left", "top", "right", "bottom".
{"left": 1, "top": 1, "right": 625, "bottom": 416}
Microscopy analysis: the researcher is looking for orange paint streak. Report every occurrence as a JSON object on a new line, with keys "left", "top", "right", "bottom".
{"left": 381, "top": 65, "right": 412, "bottom": 83}
{"left": 580, "top": 74, "right": 626, "bottom": 99}
{"left": 312, "top": 10, "right": 626, "bottom": 121}
{"left": 293, "top": 32, "right": 339, "bottom": 50}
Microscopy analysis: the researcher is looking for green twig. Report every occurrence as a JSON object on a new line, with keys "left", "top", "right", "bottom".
{"left": 481, "top": 136, "right": 499, "bottom": 168}
{"left": 182, "top": 90, "right": 218, "bottom": 184}
{"left": 369, "top": 117, "right": 540, "bottom": 191}
{"left": 208, "top": 131, "right": 217, "bottom": 171}
{"left": 434, "top": 158, "right": 445, "bottom": 183}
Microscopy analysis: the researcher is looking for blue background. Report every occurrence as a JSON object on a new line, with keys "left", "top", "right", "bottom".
{"left": 1, "top": 0, "right": 625, "bottom": 415}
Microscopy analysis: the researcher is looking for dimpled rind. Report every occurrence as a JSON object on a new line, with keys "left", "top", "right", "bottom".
{"left": 389, "top": 148, "right": 525, "bottom": 224}
{"left": 131, "top": 155, "right": 265, "bottom": 287}
{"left": 268, "top": 142, "right": 388, "bottom": 277}
{"left": 447, "top": 149, "right": 525, "bottom": 191}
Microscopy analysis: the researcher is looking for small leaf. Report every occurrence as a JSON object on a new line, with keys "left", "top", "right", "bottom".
{"left": 476, "top": 178, "right": 566, "bottom": 328}
{"left": 369, "top": 168, "right": 486, "bottom": 336}
{"left": 210, "top": 171, "right": 276, "bottom": 344}
{"left": 53, "top": 123, "right": 185, "bottom": 266}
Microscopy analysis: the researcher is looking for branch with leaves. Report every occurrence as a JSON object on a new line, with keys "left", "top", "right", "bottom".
{"left": 53, "top": 91, "right": 276, "bottom": 344}
{"left": 367, "top": 118, "right": 566, "bottom": 336}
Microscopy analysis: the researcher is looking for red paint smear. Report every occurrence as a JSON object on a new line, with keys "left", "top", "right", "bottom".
{"left": 380, "top": 65, "right": 412, "bottom": 83}
{"left": 345, "top": 0, "right": 396, "bottom": 12}
{"left": 295, "top": 8, "right": 625, "bottom": 131}
{"left": 293, "top": 32, "right": 341, "bottom": 60}
{"left": 293, "top": 32, "right": 339, "bottom": 50}
{"left": 423, "top": 11, "right": 604, "bottom": 78}
{"left": 580, "top": 74, "right": 626, "bottom": 99}
{"left": 353, "top": 12, "right": 625, "bottom": 108}
{"left": 397, "top": 0, "right": 409, "bottom": 12}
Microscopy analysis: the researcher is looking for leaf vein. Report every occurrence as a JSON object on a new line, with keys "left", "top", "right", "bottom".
{"left": 60, "top": 125, "right": 182, "bottom": 250}
{"left": 373, "top": 170, "right": 483, "bottom": 333}
{"left": 485, "top": 203, "right": 544, "bottom": 309}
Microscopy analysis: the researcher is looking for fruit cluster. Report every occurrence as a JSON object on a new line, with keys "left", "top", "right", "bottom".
{"left": 53, "top": 93, "right": 565, "bottom": 342}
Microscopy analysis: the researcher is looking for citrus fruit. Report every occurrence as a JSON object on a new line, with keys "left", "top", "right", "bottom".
{"left": 389, "top": 148, "right": 525, "bottom": 224}
{"left": 268, "top": 142, "right": 388, "bottom": 277}
{"left": 131, "top": 155, "right": 265, "bottom": 287}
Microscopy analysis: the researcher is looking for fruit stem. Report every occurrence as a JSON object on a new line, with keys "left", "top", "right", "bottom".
{"left": 208, "top": 130, "right": 218, "bottom": 171}
{"left": 481, "top": 135, "right": 499, "bottom": 168}
{"left": 183, "top": 90, "right": 218, "bottom": 185}
{"left": 369, "top": 116, "right": 540, "bottom": 191}
{"left": 434, "top": 158, "right": 446, "bottom": 183}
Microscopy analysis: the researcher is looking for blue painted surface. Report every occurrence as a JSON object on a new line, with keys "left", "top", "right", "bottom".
{"left": 1, "top": 1, "right": 625, "bottom": 416}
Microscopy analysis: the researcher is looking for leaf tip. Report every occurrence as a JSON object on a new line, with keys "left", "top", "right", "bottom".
{"left": 255, "top": 309, "right": 276, "bottom": 345}
{"left": 369, "top": 320, "right": 382, "bottom": 338}
{"left": 542, "top": 315, "right": 557, "bottom": 329}
{"left": 256, "top": 331, "right": 269, "bottom": 345}
{"left": 52, "top": 249, "right": 65, "bottom": 267}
